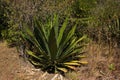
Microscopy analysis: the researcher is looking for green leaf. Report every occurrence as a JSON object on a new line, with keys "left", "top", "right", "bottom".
{"left": 64, "top": 62, "right": 80, "bottom": 66}
{"left": 34, "top": 19, "right": 51, "bottom": 58}
{"left": 48, "top": 27, "right": 57, "bottom": 60}
{"left": 65, "top": 65, "right": 76, "bottom": 70}
{"left": 79, "top": 61, "right": 88, "bottom": 64}
{"left": 57, "top": 24, "right": 77, "bottom": 59}
{"left": 26, "top": 50, "right": 41, "bottom": 60}
{"left": 57, "top": 67, "right": 68, "bottom": 73}
{"left": 57, "top": 17, "right": 68, "bottom": 47}
{"left": 30, "top": 59, "right": 42, "bottom": 66}
{"left": 76, "top": 55, "right": 86, "bottom": 58}
{"left": 53, "top": 14, "right": 59, "bottom": 41}
{"left": 60, "top": 35, "right": 86, "bottom": 59}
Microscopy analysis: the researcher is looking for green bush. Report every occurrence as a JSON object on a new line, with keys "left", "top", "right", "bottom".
{"left": 1, "top": 0, "right": 38, "bottom": 45}
{"left": 69, "top": 0, "right": 97, "bottom": 37}
{"left": 0, "top": 0, "right": 9, "bottom": 38}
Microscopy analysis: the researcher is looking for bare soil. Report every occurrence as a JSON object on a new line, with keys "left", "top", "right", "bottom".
{"left": 0, "top": 41, "right": 44, "bottom": 80}
{"left": 0, "top": 41, "right": 67, "bottom": 80}
{"left": 0, "top": 41, "right": 21, "bottom": 80}
{"left": 0, "top": 41, "right": 120, "bottom": 80}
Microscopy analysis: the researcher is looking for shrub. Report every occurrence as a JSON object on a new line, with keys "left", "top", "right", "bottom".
{"left": 21, "top": 15, "right": 87, "bottom": 74}
{"left": 0, "top": 0, "right": 9, "bottom": 39}
{"left": 1, "top": 0, "right": 39, "bottom": 45}
{"left": 70, "top": 0, "right": 97, "bottom": 37}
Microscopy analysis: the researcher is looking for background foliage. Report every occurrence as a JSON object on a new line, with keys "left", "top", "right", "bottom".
{"left": 0, "top": 0, "right": 120, "bottom": 46}
{"left": 0, "top": 0, "right": 9, "bottom": 38}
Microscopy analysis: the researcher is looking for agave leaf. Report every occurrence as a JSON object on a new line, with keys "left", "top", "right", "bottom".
{"left": 79, "top": 61, "right": 88, "bottom": 64}
{"left": 30, "top": 59, "right": 42, "bottom": 66}
{"left": 59, "top": 40, "right": 77, "bottom": 59}
{"left": 60, "top": 41, "right": 76, "bottom": 58}
{"left": 22, "top": 31, "right": 40, "bottom": 50}
{"left": 66, "top": 35, "right": 86, "bottom": 52}
{"left": 41, "top": 25, "right": 47, "bottom": 38}
{"left": 75, "top": 35, "right": 87, "bottom": 44}
{"left": 45, "top": 23, "right": 51, "bottom": 40}
{"left": 60, "top": 36, "right": 86, "bottom": 59}
{"left": 26, "top": 50, "right": 41, "bottom": 60}
{"left": 23, "top": 30, "right": 48, "bottom": 57}
{"left": 34, "top": 19, "right": 51, "bottom": 58}
{"left": 34, "top": 19, "right": 47, "bottom": 41}
{"left": 70, "top": 60, "right": 80, "bottom": 63}
{"left": 57, "top": 67, "right": 68, "bottom": 73}
{"left": 76, "top": 55, "right": 86, "bottom": 58}
{"left": 57, "top": 17, "right": 68, "bottom": 47}
{"left": 65, "top": 24, "right": 76, "bottom": 42}
{"left": 48, "top": 27, "right": 57, "bottom": 60}
{"left": 70, "top": 37, "right": 77, "bottom": 45}
{"left": 56, "top": 30, "right": 76, "bottom": 59}
{"left": 53, "top": 14, "right": 59, "bottom": 41}
{"left": 65, "top": 65, "right": 76, "bottom": 70}
{"left": 26, "top": 50, "right": 49, "bottom": 65}
{"left": 22, "top": 23, "right": 47, "bottom": 55}
{"left": 64, "top": 62, "right": 80, "bottom": 66}
{"left": 65, "top": 49, "right": 83, "bottom": 58}
{"left": 34, "top": 24, "right": 47, "bottom": 52}
{"left": 57, "top": 24, "right": 76, "bottom": 58}
{"left": 38, "top": 21, "right": 48, "bottom": 41}
{"left": 58, "top": 46, "right": 83, "bottom": 62}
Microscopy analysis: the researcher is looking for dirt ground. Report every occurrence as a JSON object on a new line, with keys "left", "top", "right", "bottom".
{"left": 0, "top": 41, "right": 21, "bottom": 80}
{"left": 0, "top": 41, "right": 67, "bottom": 80}
{"left": 0, "top": 41, "right": 45, "bottom": 80}
{"left": 0, "top": 41, "right": 120, "bottom": 80}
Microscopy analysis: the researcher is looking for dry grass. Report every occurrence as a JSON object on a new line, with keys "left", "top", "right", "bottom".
{"left": 0, "top": 41, "right": 120, "bottom": 80}
{"left": 65, "top": 41, "right": 120, "bottom": 80}
{"left": 76, "top": 42, "right": 120, "bottom": 80}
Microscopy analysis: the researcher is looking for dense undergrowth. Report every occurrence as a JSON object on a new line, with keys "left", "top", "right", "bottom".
{"left": 0, "top": 0, "right": 120, "bottom": 46}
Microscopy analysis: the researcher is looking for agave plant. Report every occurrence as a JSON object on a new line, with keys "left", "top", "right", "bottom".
{"left": 21, "top": 15, "right": 87, "bottom": 74}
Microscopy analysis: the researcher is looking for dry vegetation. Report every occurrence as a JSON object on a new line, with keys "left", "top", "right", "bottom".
{"left": 0, "top": 41, "right": 120, "bottom": 80}
{"left": 0, "top": 41, "right": 42, "bottom": 80}
{"left": 78, "top": 42, "right": 120, "bottom": 80}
